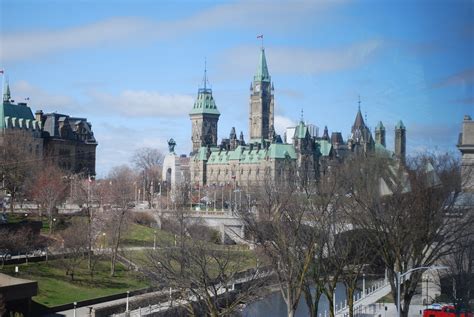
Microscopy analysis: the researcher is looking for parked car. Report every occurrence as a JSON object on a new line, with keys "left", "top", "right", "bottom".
{"left": 423, "top": 305, "right": 473, "bottom": 317}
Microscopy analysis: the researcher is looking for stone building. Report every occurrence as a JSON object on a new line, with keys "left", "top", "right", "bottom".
{"left": 35, "top": 111, "right": 97, "bottom": 176}
{"left": 0, "top": 84, "right": 44, "bottom": 159}
{"left": 188, "top": 47, "right": 407, "bottom": 187}
{"left": 1, "top": 82, "right": 97, "bottom": 176}
{"left": 458, "top": 115, "right": 474, "bottom": 192}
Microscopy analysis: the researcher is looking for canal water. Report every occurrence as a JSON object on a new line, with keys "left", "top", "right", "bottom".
{"left": 240, "top": 282, "right": 350, "bottom": 317}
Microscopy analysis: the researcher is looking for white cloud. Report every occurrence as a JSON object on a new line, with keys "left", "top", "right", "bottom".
{"left": 1, "top": 17, "right": 152, "bottom": 62}
{"left": 11, "top": 80, "right": 81, "bottom": 114}
{"left": 219, "top": 40, "right": 384, "bottom": 79}
{"left": 87, "top": 89, "right": 194, "bottom": 117}
{"left": 274, "top": 115, "right": 297, "bottom": 137}
{"left": 1, "top": 0, "right": 349, "bottom": 62}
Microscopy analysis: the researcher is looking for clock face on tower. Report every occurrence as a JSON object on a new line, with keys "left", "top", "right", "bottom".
{"left": 255, "top": 83, "right": 261, "bottom": 92}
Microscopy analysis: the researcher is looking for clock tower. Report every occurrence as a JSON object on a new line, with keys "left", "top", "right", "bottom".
{"left": 249, "top": 47, "right": 274, "bottom": 142}
{"left": 189, "top": 65, "right": 220, "bottom": 154}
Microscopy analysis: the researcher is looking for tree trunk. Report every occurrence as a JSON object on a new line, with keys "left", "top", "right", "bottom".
{"left": 110, "top": 210, "right": 125, "bottom": 276}
{"left": 303, "top": 284, "right": 315, "bottom": 317}
{"left": 313, "top": 288, "right": 322, "bottom": 317}
{"left": 9, "top": 192, "right": 15, "bottom": 213}
{"left": 87, "top": 207, "right": 92, "bottom": 271}
{"left": 347, "top": 287, "right": 355, "bottom": 317}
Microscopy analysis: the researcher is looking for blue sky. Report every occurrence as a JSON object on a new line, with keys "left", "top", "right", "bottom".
{"left": 1, "top": 0, "right": 473, "bottom": 177}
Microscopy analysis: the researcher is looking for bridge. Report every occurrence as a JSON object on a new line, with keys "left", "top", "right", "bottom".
{"left": 153, "top": 209, "right": 249, "bottom": 245}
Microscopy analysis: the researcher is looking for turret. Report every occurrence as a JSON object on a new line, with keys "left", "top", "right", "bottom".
{"left": 375, "top": 121, "right": 386, "bottom": 147}
{"left": 189, "top": 61, "right": 220, "bottom": 154}
{"left": 3, "top": 81, "right": 11, "bottom": 103}
{"left": 395, "top": 120, "right": 406, "bottom": 163}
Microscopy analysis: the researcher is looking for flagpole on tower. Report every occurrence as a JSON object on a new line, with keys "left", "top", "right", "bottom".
{"left": 257, "top": 34, "right": 264, "bottom": 49}
{"left": 0, "top": 69, "right": 4, "bottom": 103}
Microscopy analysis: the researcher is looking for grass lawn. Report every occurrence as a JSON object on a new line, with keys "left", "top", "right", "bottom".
{"left": 0, "top": 259, "right": 149, "bottom": 307}
{"left": 124, "top": 246, "right": 258, "bottom": 274}
{"left": 122, "top": 223, "right": 176, "bottom": 247}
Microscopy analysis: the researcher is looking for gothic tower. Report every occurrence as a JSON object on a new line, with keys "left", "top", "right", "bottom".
{"left": 249, "top": 47, "right": 274, "bottom": 142}
{"left": 189, "top": 65, "right": 220, "bottom": 154}
{"left": 395, "top": 120, "right": 406, "bottom": 162}
{"left": 375, "top": 121, "right": 386, "bottom": 147}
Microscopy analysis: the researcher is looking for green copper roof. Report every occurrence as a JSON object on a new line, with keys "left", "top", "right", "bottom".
{"left": 374, "top": 143, "right": 394, "bottom": 158}
{"left": 295, "top": 121, "right": 308, "bottom": 139}
{"left": 375, "top": 121, "right": 385, "bottom": 131}
{"left": 189, "top": 88, "right": 220, "bottom": 116}
{"left": 395, "top": 120, "right": 405, "bottom": 130}
{"left": 3, "top": 83, "right": 11, "bottom": 102}
{"left": 254, "top": 48, "right": 271, "bottom": 83}
{"left": 1, "top": 101, "right": 35, "bottom": 129}
{"left": 194, "top": 146, "right": 209, "bottom": 161}
{"left": 316, "top": 140, "right": 332, "bottom": 156}
{"left": 267, "top": 144, "right": 297, "bottom": 159}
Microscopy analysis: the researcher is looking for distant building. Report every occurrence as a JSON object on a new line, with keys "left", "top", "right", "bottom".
{"left": 458, "top": 115, "right": 474, "bottom": 192}
{"left": 182, "top": 47, "right": 407, "bottom": 187}
{"left": 1, "top": 81, "right": 97, "bottom": 176}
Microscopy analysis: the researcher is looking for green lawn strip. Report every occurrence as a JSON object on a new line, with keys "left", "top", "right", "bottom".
{"left": 121, "top": 223, "right": 176, "bottom": 247}
{"left": 125, "top": 248, "right": 258, "bottom": 274}
{"left": 1, "top": 259, "right": 149, "bottom": 307}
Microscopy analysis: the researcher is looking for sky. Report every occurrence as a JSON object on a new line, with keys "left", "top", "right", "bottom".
{"left": 1, "top": 0, "right": 473, "bottom": 177}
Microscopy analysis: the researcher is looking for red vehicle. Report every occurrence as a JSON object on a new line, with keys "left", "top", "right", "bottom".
{"left": 423, "top": 305, "right": 473, "bottom": 317}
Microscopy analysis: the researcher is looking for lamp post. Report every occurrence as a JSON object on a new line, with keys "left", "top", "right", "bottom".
{"left": 126, "top": 290, "right": 130, "bottom": 312}
{"left": 362, "top": 273, "right": 366, "bottom": 298}
{"left": 52, "top": 218, "right": 57, "bottom": 234}
{"left": 396, "top": 266, "right": 448, "bottom": 317}
{"left": 153, "top": 230, "right": 157, "bottom": 250}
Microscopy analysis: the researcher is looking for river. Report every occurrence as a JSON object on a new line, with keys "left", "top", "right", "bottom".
{"left": 239, "top": 281, "right": 371, "bottom": 317}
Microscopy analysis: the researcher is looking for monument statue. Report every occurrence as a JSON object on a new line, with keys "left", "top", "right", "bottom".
{"left": 168, "top": 138, "right": 176, "bottom": 153}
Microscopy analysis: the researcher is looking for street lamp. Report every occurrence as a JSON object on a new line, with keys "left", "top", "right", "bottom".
{"left": 126, "top": 290, "right": 130, "bottom": 312}
{"left": 396, "top": 266, "right": 448, "bottom": 317}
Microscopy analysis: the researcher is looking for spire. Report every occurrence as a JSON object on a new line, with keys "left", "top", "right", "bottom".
{"left": 254, "top": 47, "right": 271, "bottom": 82}
{"left": 352, "top": 103, "right": 366, "bottom": 133}
{"left": 201, "top": 58, "right": 209, "bottom": 90}
{"left": 300, "top": 108, "right": 304, "bottom": 123}
{"left": 375, "top": 121, "right": 385, "bottom": 131}
{"left": 322, "top": 126, "right": 329, "bottom": 140}
{"left": 230, "top": 127, "right": 236, "bottom": 139}
{"left": 395, "top": 120, "right": 406, "bottom": 130}
{"left": 3, "top": 79, "right": 11, "bottom": 103}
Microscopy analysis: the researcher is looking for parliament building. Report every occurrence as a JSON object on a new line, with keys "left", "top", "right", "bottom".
{"left": 188, "top": 47, "right": 407, "bottom": 187}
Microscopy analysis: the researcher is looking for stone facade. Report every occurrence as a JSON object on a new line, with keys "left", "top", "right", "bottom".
{"left": 458, "top": 115, "right": 474, "bottom": 192}
{"left": 1, "top": 83, "right": 97, "bottom": 176}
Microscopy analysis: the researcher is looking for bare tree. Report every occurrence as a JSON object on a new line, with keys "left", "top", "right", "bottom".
{"left": 239, "top": 164, "right": 318, "bottom": 317}
{"left": 0, "top": 130, "right": 36, "bottom": 212}
{"left": 106, "top": 165, "right": 135, "bottom": 276}
{"left": 439, "top": 227, "right": 474, "bottom": 311}
{"left": 28, "top": 164, "right": 68, "bottom": 234}
{"left": 132, "top": 147, "right": 164, "bottom": 208}
{"left": 146, "top": 184, "right": 265, "bottom": 317}
{"left": 342, "top": 153, "right": 474, "bottom": 317}
{"left": 56, "top": 222, "right": 88, "bottom": 281}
